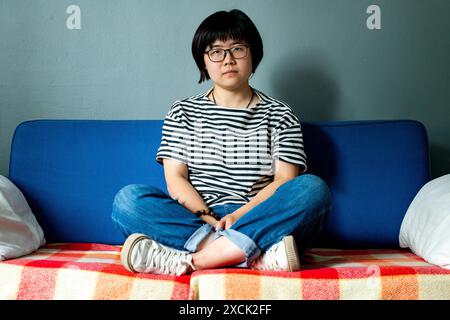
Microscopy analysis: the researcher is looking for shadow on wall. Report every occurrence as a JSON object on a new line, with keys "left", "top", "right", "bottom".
{"left": 270, "top": 50, "right": 341, "bottom": 192}
{"left": 429, "top": 144, "right": 450, "bottom": 179}
{"left": 271, "top": 51, "right": 339, "bottom": 122}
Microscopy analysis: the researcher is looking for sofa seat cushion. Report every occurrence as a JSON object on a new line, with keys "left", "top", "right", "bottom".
{"left": 189, "top": 248, "right": 450, "bottom": 300}
{"left": 0, "top": 243, "right": 190, "bottom": 300}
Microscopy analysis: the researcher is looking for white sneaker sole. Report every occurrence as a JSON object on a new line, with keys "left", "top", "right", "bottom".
{"left": 283, "top": 235, "right": 301, "bottom": 272}
{"left": 120, "top": 233, "right": 150, "bottom": 273}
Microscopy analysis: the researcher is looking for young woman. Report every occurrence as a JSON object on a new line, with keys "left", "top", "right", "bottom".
{"left": 111, "top": 9, "right": 331, "bottom": 276}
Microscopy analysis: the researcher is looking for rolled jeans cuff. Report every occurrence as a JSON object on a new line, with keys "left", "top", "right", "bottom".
{"left": 217, "top": 228, "right": 261, "bottom": 267}
{"left": 184, "top": 223, "right": 213, "bottom": 252}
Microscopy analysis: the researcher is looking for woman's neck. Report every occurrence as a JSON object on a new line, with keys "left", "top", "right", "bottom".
{"left": 210, "top": 85, "right": 254, "bottom": 108}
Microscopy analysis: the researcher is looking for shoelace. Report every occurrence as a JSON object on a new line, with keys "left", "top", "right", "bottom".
{"left": 146, "top": 242, "right": 192, "bottom": 275}
{"left": 252, "top": 244, "right": 282, "bottom": 271}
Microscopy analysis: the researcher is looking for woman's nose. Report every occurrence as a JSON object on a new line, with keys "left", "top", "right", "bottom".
{"left": 223, "top": 51, "right": 236, "bottom": 65}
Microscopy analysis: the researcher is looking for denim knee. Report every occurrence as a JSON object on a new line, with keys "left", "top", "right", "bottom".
{"left": 304, "top": 174, "right": 331, "bottom": 212}
{"left": 111, "top": 184, "right": 162, "bottom": 222}
{"left": 284, "top": 174, "right": 332, "bottom": 217}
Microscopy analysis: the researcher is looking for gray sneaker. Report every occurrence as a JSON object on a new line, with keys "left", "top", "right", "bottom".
{"left": 250, "top": 235, "right": 301, "bottom": 271}
{"left": 121, "top": 233, "right": 195, "bottom": 276}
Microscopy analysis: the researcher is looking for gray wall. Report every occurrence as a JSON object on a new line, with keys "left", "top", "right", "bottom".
{"left": 1, "top": 0, "right": 449, "bottom": 178}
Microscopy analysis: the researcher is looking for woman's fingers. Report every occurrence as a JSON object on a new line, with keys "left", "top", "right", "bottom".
{"left": 215, "top": 214, "right": 237, "bottom": 230}
{"left": 215, "top": 219, "right": 225, "bottom": 231}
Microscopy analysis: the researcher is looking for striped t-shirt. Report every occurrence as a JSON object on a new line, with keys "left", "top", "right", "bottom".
{"left": 156, "top": 88, "right": 307, "bottom": 207}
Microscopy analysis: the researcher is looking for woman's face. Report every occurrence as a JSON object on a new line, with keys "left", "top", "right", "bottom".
{"left": 204, "top": 38, "right": 253, "bottom": 91}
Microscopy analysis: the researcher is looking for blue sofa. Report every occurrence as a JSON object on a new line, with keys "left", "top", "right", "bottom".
{"left": 9, "top": 119, "right": 430, "bottom": 247}
{"left": 4, "top": 119, "right": 443, "bottom": 300}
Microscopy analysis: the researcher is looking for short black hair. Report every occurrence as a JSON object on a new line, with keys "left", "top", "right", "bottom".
{"left": 192, "top": 9, "right": 264, "bottom": 83}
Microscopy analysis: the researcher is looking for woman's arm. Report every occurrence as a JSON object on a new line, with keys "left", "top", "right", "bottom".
{"left": 217, "top": 160, "right": 303, "bottom": 229}
{"left": 163, "top": 158, "right": 219, "bottom": 227}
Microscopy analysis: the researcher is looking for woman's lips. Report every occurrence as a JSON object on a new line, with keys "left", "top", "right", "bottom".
{"left": 223, "top": 70, "right": 238, "bottom": 75}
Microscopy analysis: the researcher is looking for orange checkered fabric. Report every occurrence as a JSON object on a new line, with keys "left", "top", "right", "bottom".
{"left": 189, "top": 248, "right": 450, "bottom": 300}
{"left": 0, "top": 243, "right": 190, "bottom": 300}
{"left": 1, "top": 245, "right": 449, "bottom": 300}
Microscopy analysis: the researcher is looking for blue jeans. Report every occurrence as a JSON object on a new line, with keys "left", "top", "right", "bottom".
{"left": 111, "top": 174, "right": 331, "bottom": 266}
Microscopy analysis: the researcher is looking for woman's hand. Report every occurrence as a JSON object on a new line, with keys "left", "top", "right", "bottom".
{"left": 215, "top": 213, "right": 238, "bottom": 230}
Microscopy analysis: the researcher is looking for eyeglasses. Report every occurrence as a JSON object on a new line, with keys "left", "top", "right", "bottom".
{"left": 204, "top": 45, "right": 250, "bottom": 62}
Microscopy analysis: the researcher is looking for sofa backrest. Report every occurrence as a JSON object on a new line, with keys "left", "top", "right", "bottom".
{"left": 9, "top": 120, "right": 430, "bottom": 248}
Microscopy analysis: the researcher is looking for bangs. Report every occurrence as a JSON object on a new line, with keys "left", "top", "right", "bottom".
{"left": 201, "top": 23, "right": 249, "bottom": 50}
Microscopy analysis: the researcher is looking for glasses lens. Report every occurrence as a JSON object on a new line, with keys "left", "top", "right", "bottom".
{"left": 231, "top": 46, "right": 247, "bottom": 59}
{"left": 209, "top": 49, "right": 224, "bottom": 62}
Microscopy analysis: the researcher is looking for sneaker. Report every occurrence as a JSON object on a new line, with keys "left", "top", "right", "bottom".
{"left": 120, "top": 233, "right": 195, "bottom": 276}
{"left": 250, "top": 235, "right": 301, "bottom": 271}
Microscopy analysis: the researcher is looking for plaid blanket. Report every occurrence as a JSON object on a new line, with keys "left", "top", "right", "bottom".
{"left": 0, "top": 243, "right": 190, "bottom": 300}
{"left": 1, "top": 244, "right": 449, "bottom": 300}
{"left": 189, "top": 248, "right": 450, "bottom": 300}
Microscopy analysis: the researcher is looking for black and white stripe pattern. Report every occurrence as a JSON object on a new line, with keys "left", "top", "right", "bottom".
{"left": 156, "top": 88, "right": 307, "bottom": 207}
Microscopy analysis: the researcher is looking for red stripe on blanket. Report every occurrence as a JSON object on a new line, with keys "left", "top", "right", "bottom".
{"left": 300, "top": 267, "right": 340, "bottom": 279}
{"left": 411, "top": 266, "right": 450, "bottom": 275}
{"left": 5, "top": 256, "right": 192, "bottom": 285}
{"left": 17, "top": 266, "right": 57, "bottom": 300}
{"left": 336, "top": 267, "right": 377, "bottom": 279}
{"left": 97, "top": 264, "right": 192, "bottom": 283}
{"left": 190, "top": 267, "right": 305, "bottom": 278}
{"left": 44, "top": 243, "right": 121, "bottom": 252}
{"left": 301, "top": 268, "right": 340, "bottom": 299}
{"left": 380, "top": 266, "right": 417, "bottom": 276}
{"left": 171, "top": 276, "right": 192, "bottom": 300}
{"left": 22, "top": 259, "right": 72, "bottom": 269}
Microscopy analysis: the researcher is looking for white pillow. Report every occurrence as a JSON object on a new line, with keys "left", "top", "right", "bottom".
{"left": 0, "top": 175, "right": 45, "bottom": 260}
{"left": 399, "top": 174, "right": 450, "bottom": 269}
